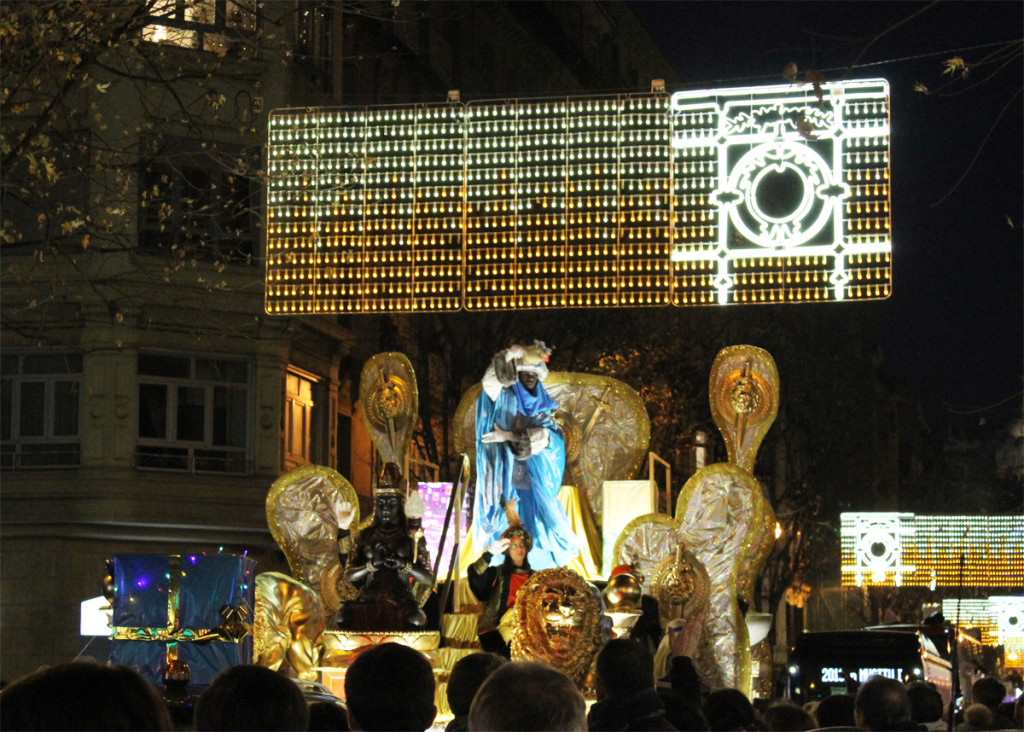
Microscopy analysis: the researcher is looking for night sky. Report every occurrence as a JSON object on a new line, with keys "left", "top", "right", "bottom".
{"left": 630, "top": 0, "right": 1024, "bottom": 429}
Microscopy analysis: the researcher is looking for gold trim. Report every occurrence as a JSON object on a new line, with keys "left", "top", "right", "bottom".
{"left": 112, "top": 627, "right": 234, "bottom": 643}
{"left": 320, "top": 629, "right": 441, "bottom": 664}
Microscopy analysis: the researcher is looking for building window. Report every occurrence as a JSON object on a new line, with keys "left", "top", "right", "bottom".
{"left": 0, "top": 353, "right": 82, "bottom": 469}
{"left": 136, "top": 353, "right": 251, "bottom": 474}
{"left": 143, "top": 0, "right": 259, "bottom": 57}
{"left": 294, "top": 2, "right": 333, "bottom": 91}
{"left": 284, "top": 369, "right": 325, "bottom": 469}
{"left": 139, "top": 151, "right": 257, "bottom": 263}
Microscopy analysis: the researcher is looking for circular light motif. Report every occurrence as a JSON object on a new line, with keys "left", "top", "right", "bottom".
{"left": 724, "top": 143, "right": 839, "bottom": 248}
{"left": 857, "top": 524, "right": 900, "bottom": 570}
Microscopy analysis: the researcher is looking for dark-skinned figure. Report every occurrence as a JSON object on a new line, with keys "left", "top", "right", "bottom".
{"left": 337, "top": 463, "right": 434, "bottom": 631}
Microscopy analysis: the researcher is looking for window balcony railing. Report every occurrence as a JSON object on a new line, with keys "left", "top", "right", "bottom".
{"left": 134, "top": 444, "right": 250, "bottom": 475}
{"left": 0, "top": 442, "right": 81, "bottom": 470}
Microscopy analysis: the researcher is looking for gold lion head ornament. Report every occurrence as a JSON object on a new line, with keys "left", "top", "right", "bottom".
{"left": 509, "top": 568, "right": 609, "bottom": 687}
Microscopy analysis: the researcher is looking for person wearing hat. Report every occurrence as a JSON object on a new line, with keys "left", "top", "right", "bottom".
{"left": 472, "top": 340, "right": 579, "bottom": 571}
{"left": 467, "top": 513, "right": 535, "bottom": 657}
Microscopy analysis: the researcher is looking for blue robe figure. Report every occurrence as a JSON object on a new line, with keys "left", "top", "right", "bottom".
{"left": 473, "top": 343, "right": 579, "bottom": 570}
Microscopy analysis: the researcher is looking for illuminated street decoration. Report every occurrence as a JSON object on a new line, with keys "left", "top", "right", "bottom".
{"left": 265, "top": 104, "right": 466, "bottom": 314}
{"left": 265, "top": 80, "right": 890, "bottom": 314}
{"left": 841, "top": 512, "right": 915, "bottom": 587}
{"left": 941, "top": 596, "right": 1024, "bottom": 665}
{"left": 841, "top": 513, "right": 1024, "bottom": 588}
{"left": 462, "top": 96, "right": 673, "bottom": 310}
{"left": 670, "top": 80, "right": 891, "bottom": 304}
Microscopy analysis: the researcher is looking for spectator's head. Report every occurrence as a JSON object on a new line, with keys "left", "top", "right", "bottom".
{"left": 344, "top": 643, "right": 436, "bottom": 731}
{"left": 468, "top": 660, "right": 585, "bottom": 731}
{"left": 702, "top": 688, "right": 757, "bottom": 731}
{"left": 594, "top": 638, "right": 655, "bottom": 700}
{"left": 854, "top": 676, "right": 912, "bottom": 731}
{"left": 971, "top": 676, "right": 1006, "bottom": 711}
{"left": 308, "top": 700, "right": 350, "bottom": 731}
{"left": 962, "top": 703, "right": 993, "bottom": 730}
{"left": 815, "top": 693, "right": 856, "bottom": 728}
{"left": 194, "top": 664, "right": 308, "bottom": 731}
{"left": 906, "top": 680, "right": 943, "bottom": 724}
{"left": 446, "top": 652, "right": 506, "bottom": 718}
{"left": 760, "top": 700, "right": 816, "bottom": 731}
{"left": 0, "top": 661, "right": 171, "bottom": 731}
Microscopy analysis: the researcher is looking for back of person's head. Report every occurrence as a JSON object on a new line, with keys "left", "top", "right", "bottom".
{"left": 446, "top": 652, "right": 506, "bottom": 718}
{"left": 595, "top": 638, "right": 654, "bottom": 698}
{"left": 962, "top": 703, "right": 993, "bottom": 730}
{"left": 468, "top": 660, "right": 585, "bottom": 731}
{"left": 971, "top": 676, "right": 1006, "bottom": 710}
{"left": 194, "top": 664, "right": 307, "bottom": 731}
{"left": 854, "top": 676, "right": 912, "bottom": 731}
{"left": 814, "top": 693, "right": 856, "bottom": 728}
{"left": 761, "top": 700, "right": 815, "bottom": 731}
{"left": 344, "top": 643, "right": 436, "bottom": 731}
{"left": 905, "top": 680, "right": 943, "bottom": 724}
{"left": 702, "top": 688, "right": 757, "bottom": 731}
{"left": 0, "top": 660, "right": 171, "bottom": 731}
{"left": 308, "top": 700, "right": 350, "bottom": 731}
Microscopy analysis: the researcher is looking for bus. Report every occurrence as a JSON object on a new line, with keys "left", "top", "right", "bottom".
{"left": 786, "top": 629, "right": 953, "bottom": 706}
{"left": 865, "top": 623, "right": 997, "bottom": 707}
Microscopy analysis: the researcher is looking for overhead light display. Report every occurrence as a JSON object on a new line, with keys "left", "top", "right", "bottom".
{"left": 670, "top": 79, "right": 890, "bottom": 304}
{"left": 841, "top": 513, "right": 1024, "bottom": 588}
{"left": 265, "top": 79, "right": 890, "bottom": 313}
{"left": 941, "top": 596, "right": 1024, "bottom": 666}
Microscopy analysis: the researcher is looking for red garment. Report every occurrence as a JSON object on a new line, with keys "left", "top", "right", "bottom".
{"left": 507, "top": 572, "right": 529, "bottom": 608}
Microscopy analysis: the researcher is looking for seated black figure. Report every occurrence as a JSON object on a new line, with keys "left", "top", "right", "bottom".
{"left": 338, "top": 463, "right": 434, "bottom": 631}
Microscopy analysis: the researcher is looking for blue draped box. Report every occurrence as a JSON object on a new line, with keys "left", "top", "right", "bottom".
{"left": 109, "top": 553, "right": 256, "bottom": 687}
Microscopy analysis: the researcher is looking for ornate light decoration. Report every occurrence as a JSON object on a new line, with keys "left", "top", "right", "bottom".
{"left": 265, "top": 80, "right": 890, "bottom": 313}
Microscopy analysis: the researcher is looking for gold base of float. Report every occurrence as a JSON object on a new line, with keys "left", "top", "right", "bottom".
{"left": 317, "top": 629, "right": 441, "bottom": 698}
{"left": 317, "top": 628, "right": 481, "bottom": 721}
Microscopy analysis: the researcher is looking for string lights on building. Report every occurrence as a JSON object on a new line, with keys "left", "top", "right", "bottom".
{"left": 266, "top": 80, "right": 891, "bottom": 313}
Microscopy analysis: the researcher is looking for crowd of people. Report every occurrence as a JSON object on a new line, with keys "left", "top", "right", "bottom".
{"left": 2, "top": 642, "right": 1022, "bottom": 731}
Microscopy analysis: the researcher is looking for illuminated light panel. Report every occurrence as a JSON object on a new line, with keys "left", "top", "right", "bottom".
{"left": 265, "top": 81, "right": 891, "bottom": 313}
{"left": 841, "top": 513, "right": 1024, "bottom": 588}
{"left": 462, "top": 95, "right": 673, "bottom": 310}
{"left": 266, "top": 104, "right": 466, "bottom": 314}
{"left": 670, "top": 80, "right": 891, "bottom": 304}
{"left": 941, "top": 597, "right": 1024, "bottom": 666}
{"left": 840, "top": 512, "right": 916, "bottom": 587}
{"left": 417, "top": 482, "right": 470, "bottom": 578}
